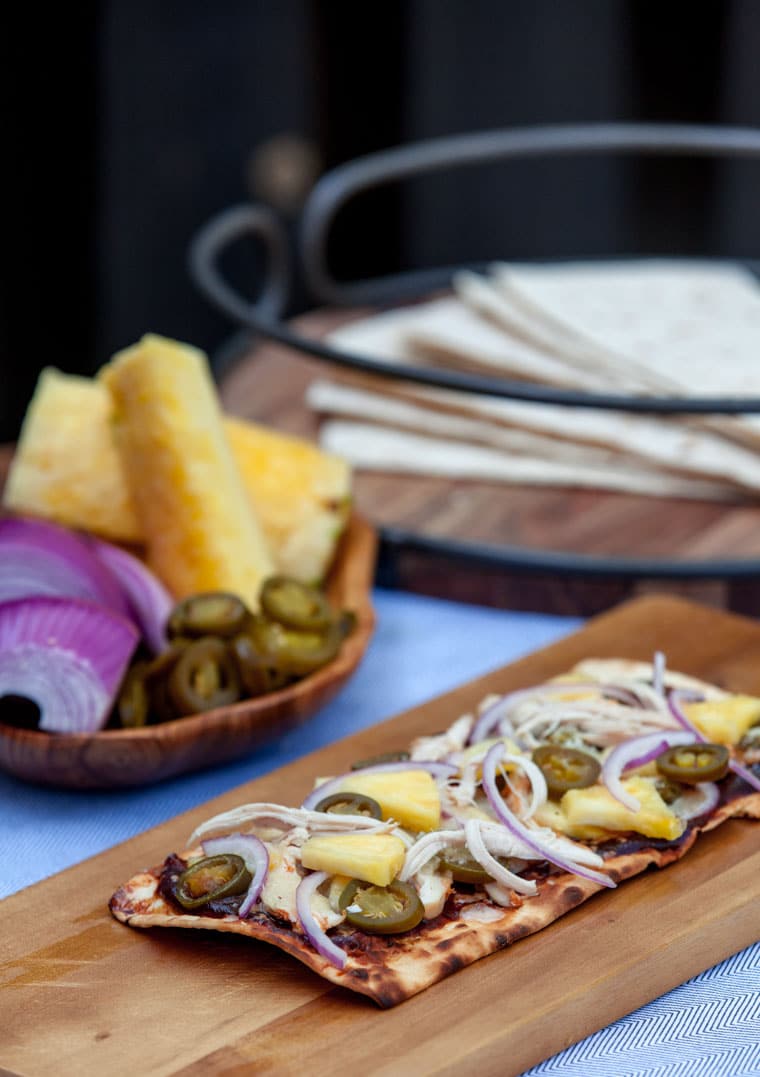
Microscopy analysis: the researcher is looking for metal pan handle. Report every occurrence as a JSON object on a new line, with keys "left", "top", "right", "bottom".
{"left": 300, "top": 122, "right": 760, "bottom": 306}
{"left": 188, "top": 203, "right": 291, "bottom": 325}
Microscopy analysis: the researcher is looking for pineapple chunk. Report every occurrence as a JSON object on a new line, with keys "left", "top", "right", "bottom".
{"left": 683, "top": 696, "right": 760, "bottom": 746}
{"left": 300, "top": 833, "right": 406, "bottom": 886}
{"left": 336, "top": 770, "right": 441, "bottom": 832}
{"left": 561, "top": 777, "right": 685, "bottom": 841}
{"left": 100, "top": 335, "right": 274, "bottom": 609}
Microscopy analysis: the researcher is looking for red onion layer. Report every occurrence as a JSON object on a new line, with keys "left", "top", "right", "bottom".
{"left": 202, "top": 833, "right": 270, "bottom": 918}
{"left": 671, "top": 781, "right": 721, "bottom": 821}
{"left": 0, "top": 517, "right": 129, "bottom": 617}
{"left": 90, "top": 539, "right": 172, "bottom": 654}
{"left": 295, "top": 871, "right": 347, "bottom": 970}
{"left": 0, "top": 596, "right": 139, "bottom": 733}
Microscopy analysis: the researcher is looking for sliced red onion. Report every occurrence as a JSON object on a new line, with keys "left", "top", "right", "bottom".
{"left": 601, "top": 730, "right": 696, "bottom": 812}
{"left": 90, "top": 539, "right": 172, "bottom": 654}
{"left": 0, "top": 596, "right": 139, "bottom": 732}
{"left": 464, "top": 819, "right": 537, "bottom": 896}
{"left": 295, "top": 871, "right": 346, "bottom": 970}
{"left": 0, "top": 517, "right": 129, "bottom": 616}
{"left": 481, "top": 743, "right": 615, "bottom": 889}
{"left": 202, "top": 833, "right": 269, "bottom": 918}
{"left": 301, "top": 760, "right": 458, "bottom": 811}
{"left": 671, "top": 782, "right": 721, "bottom": 821}
{"left": 652, "top": 651, "right": 666, "bottom": 698}
{"left": 669, "top": 690, "right": 760, "bottom": 793}
{"left": 469, "top": 682, "right": 642, "bottom": 745}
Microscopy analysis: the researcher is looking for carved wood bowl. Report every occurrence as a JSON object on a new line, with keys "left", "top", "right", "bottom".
{"left": 0, "top": 513, "right": 377, "bottom": 789}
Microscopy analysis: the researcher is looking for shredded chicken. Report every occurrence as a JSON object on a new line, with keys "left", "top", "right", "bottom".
{"left": 189, "top": 803, "right": 398, "bottom": 845}
{"left": 410, "top": 714, "right": 474, "bottom": 762}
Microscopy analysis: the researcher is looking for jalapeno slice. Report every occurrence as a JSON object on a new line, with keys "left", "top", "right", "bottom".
{"left": 116, "top": 662, "right": 151, "bottom": 728}
{"left": 313, "top": 792, "right": 383, "bottom": 819}
{"left": 532, "top": 745, "right": 601, "bottom": 799}
{"left": 175, "top": 854, "right": 252, "bottom": 910}
{"left": 230, "top": 634, "right": 291, "bottom": 696}
{"left": 654, "top": 777, "right": 685, "bottom": 805}
{"left": 338, "top": 879, "right": 424, "bottom": 934}
{"left": 167, "top": 592, "right": 250, "bottom": 640}
{"left": 249, "top": 617, "right": 341, "bottom": 677}
{"left": 351, "top": 750, "right": 410, "bottom": 771}
{"left": 167, "top": 637, "right": 242, "bottom": 716}
{"left": 656, "top": 742, "right": 730, "bottom": 784}
{"left": 439, "top": 848, "right": 521, "bottom": 884}
{"left": 260, "top": 577, "right": 333, "bottom": 631}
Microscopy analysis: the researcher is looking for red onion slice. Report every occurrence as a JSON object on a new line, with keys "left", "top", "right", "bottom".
{"left": 301, "top": 760, "right": 458, "bottom": 811}
{"left": 0, "top": 596, "right": 139, "bottom": 733}
{"left": 671, "top": 781, "right": 721, "bottom": 821}
{"left": 481, "top": 743, "right": 615, "bottom": 889}
{"left": 202, "top": 833, "right": 269, "bottom": 918}
{"left": 295, "top": 871, "right": 347, "bottom": 970}
{"left": 469, "top": 682, "right": 642, "bottom": 744}
{"left": 601, "top": 730, "right": 696, "bottom": 812}
{"left": 669, "top": 690, "right": 760, "bottom": 793}
{"left": 0, "top": 517, "right": 129, "bottom": 617}
{"left": 90, "top": 539, "right": 172, "bottom": 654}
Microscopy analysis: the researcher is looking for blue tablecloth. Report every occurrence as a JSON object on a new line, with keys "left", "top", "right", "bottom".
{"left": 2, "top": 590, "right": 758, "bottom": 1076}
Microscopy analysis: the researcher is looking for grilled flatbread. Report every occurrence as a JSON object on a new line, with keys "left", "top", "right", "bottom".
{"left": 110, "top": 658, "right": 760, "bottom": 1007}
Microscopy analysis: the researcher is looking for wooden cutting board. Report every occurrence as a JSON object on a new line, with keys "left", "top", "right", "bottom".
{"left": 218, "top": 310, "right": 760, "bottom": 616}
{"left": 1, "top": 594, "right": 758, "bottom": 1077}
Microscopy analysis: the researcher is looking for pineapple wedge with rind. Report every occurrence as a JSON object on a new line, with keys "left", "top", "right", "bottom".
{"left": 3, "top": 364, "right": 350, "bottom": 584}
{"left": 224, "top": 417, "right": 350, "bottom": 584}
{"left": 4, "top": 368, "right": 142, "bottom": 542}
{"left": 335, "top": 770, "right": 441, "bottom": 833}
{"left": 101, "top": 334, "right": 275, "bottom": 610}
{"left": 300, "top": 833, "right": 406, "bottom": 887}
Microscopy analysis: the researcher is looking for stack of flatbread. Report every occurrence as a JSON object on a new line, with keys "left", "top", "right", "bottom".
{"left": 305, "top": 260, "right": 760, "bottom": 502}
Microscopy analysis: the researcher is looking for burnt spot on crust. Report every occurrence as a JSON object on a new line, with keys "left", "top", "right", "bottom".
{"left": 349, "top": 967, "right": 369, "bottom": 982}
{"left": 562, "top": 886, "right": 584, "bottom": 907}
{"left": 494, "top": 933, "right": 509, "bottom": 948}
{"left": 442, "top": 953, "right": 465, "bottom": 975}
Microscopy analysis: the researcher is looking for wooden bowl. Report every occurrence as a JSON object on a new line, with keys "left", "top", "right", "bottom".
{"left": 0, "top": 514, "right": 377, "bottom": 789}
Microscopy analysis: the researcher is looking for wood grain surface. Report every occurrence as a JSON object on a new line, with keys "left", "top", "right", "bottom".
{"left": 217, "top": 310, "right": 760, "bottom": 615}
{"left": 1, "top": 595, "right": 759, "bottom": 1077}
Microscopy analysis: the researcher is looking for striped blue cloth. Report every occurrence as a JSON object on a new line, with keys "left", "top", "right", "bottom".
{"left": 1, "top": 589, "right": 757, "bottom": 1075}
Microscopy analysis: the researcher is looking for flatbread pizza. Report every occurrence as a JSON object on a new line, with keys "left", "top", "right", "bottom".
{"left": 110, "top": 655, "right": 760, "bottom": 1007}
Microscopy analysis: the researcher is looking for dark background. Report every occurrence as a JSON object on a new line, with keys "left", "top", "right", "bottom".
{"left": 3, "top": 0, "right": 760, "bottom": 440}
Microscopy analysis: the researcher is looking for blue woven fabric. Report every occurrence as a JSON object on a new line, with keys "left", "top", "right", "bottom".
{"left": 2, "top": 589, "right": 757, "bottom": 1075}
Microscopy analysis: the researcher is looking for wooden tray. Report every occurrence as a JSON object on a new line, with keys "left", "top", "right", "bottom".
{"left": 219, "top": 310, "right": 760, "bottom": 616}
{"left": 1, "top": 594, "right": 758, "bottom": 1077}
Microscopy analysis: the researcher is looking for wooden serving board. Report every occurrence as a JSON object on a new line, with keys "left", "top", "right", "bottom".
{"left": 219, "top": 309, "right": 760, "bottom": 615}
{"left": 1, "top": 595, "right": 759, "bottom": 1077}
